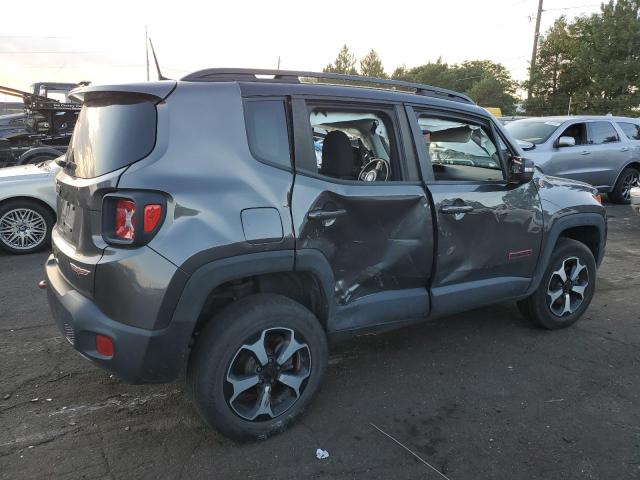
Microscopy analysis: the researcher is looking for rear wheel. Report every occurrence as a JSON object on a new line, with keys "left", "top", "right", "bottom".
{"left": 0, "top": 199, "right": 54, "bottom": 254}
{"left": 609, "top": 167, "right": 639, "bottom": 204}
{"left": 518, "top": 238, "right": 596, "bottom": 329}
{"left": 187, "top": 294, "right": 328, "bottom": 441}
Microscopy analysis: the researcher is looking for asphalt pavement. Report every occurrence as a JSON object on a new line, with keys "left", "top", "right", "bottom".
{"left": 1, "top": 204, "right": 639, "bottom": 479}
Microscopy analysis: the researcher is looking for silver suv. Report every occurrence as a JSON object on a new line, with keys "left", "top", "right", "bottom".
{"left": 506, "top": 116, "right": 640, "bottom": 203}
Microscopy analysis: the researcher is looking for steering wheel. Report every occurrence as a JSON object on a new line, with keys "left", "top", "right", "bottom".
{"left": 359, "top": 158, "right": 390, "bottom": 182}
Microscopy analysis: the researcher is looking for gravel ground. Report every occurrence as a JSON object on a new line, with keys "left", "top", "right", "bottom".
{"left": 0, "top": 203, "right": 639, "bottom": 480}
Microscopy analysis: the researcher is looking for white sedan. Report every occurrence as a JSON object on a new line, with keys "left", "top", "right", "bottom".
{"left": 0, "top": 159, "right": 58, "bottom": 254}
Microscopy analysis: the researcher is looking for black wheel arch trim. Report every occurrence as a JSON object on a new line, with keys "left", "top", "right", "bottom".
{"left": 612, "top": 161, "right": 640, "bottom": 188}
{"left": 522, "top": 212, "right": 606, "bottom": 298}
{"left": 167, "top": 249, "right": 336, "bottom": 374}
{"left": 17, "top": 146, "right": 66, "bottom": 165}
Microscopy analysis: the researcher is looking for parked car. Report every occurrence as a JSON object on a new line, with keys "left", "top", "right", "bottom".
{"left": 498, "top": 115, "right": 528, "bottom": 125}
{"left": 0, "top": 159, "right": 57, "bottom": 254}
{"left": 44, "top": 70, "right": 607, "bottom": 441}
{"left": 505, "top": 116, "right": 640, "bottom": 203}
{"left": 631, "top": 186, "right": 640, "bottom": 214}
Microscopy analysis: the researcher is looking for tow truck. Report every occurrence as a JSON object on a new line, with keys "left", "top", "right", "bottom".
{"left": 0, "top": 82, "right": 85, "bottom": 168}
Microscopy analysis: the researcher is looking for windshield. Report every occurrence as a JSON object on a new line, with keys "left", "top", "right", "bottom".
{"left": 67, "top": 94, "right": 157, "bottom": 179}
{"left": 505, "top": 120, "right": 561, "bottom": 144}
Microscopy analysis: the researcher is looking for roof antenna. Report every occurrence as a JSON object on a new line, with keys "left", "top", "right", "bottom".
{"left": 148, "top": 37, "right": 170, "bottom": 81}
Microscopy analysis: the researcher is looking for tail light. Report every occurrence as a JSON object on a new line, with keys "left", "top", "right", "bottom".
{"left": 103, "top": 192, "right": 166, "bottom": 246}
{"left": 143, "top": 204, "right": 162, "bottom": 233}
{"left": 115, "top": 199, "right": 136, "bottom": 240}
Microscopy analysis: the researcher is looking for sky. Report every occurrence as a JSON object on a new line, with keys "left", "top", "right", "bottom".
{"left": 0, "top": 0, "right": 603, "bottom": 101}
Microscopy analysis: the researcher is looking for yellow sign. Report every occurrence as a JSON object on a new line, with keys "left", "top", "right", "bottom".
{"left": 484, "top": 107, "right": 502, "bottom": 117}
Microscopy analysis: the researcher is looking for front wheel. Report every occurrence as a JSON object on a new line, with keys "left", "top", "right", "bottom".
{"left": 187, "top": 294, "right": 328, "bottom": 441}
{"left": 518, "top": 238, "right": 596, "bottom": 329}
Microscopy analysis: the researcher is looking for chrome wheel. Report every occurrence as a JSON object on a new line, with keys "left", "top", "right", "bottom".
{"left": 622, "top": 171, "right": 639, "bottom": 201}
{"left": 0, "top": 208, "right": 47, "bottom": 250}
{"left": 225, "top": 327, "right": 311, "bottom": 421}
{"left": 547, "top": 256, "right": 589, "bottom": 317}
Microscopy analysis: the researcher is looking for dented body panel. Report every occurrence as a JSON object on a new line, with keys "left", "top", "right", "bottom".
{"left": 427, "top": 180, "right": 544, "bottom": 317}
{"left": 292, "top": 176, "right": 433, "bottom": 306}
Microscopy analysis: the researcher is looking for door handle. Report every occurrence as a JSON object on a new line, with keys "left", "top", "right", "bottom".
{"left": 620, "top": 147, "right": 630, "bottom": 152}
{"left": 440, "top": 205, "right": 474, "bottom": 214}
{"left": 307, "top": 208, "right": 347, "bottom": 220}
{"left": 580, "top": 150, "right": 591, "bottom": 155}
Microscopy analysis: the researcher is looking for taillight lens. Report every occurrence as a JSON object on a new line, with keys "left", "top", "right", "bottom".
{"left": 144, "top": 204, "right": 162, "bottom": 233}
{"left": 115, "top": 199, "right": 136, "bottom": 240}
{"left": 103, "top": 193, "right": 165, "bottom": 246}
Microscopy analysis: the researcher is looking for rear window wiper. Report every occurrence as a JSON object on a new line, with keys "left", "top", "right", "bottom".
{"left": 55, "top": 157, "right": 77, "bottom": 169}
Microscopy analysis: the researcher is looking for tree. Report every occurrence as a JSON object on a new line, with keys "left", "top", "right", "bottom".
{"left": 526, "top": 0, "right": 640, "bottom": 115}
{"left": 324, "top": 45, "right": 358, "bottom": 75}
{"left": 393, "top": 58, "right": 518, "bottom": 114}
{"left": 360, "top": 49, "right": 387, "bottom": 78}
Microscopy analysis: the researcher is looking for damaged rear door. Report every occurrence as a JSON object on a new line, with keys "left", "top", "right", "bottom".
{"left": 290, "top": 98, "right": 434, "bottom": 332}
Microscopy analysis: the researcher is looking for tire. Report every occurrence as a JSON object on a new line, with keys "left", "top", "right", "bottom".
{"left": 0, "top": 199, "right": 54, "bottom": 254}
{"left": 187, "top": 293, "right": 328, "bottom": 441}
{"left": 609, "top": 167, "right": 639, "bottom": 204}
{"left": 517, "top": 238, "right": 596, "bottom": 330}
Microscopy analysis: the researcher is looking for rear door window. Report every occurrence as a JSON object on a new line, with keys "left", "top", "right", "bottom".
{"left": 617, "top": 122, "right": 640, "bottom": 140}
{"left": 302, "top": 107, "right": 401, "bottom": 182}
{"left": 588, "top": 121, "right": 619, "bottom": 145}
{"left": 244, "top": 99, "right": 292, "bottom": 169}
{"left": 69, "top": 94, "right": 157, "bottom": 179}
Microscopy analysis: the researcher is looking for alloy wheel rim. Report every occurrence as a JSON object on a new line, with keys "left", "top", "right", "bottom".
{"left": 547, "top": 256, "right": 589, "bottom": 317}
{"left": 225, "top": 327, "right": 311, "bottom": 421}
{"left": 622, "top": 172, "right": 639, "bottom": 200}
{"left": 0, "top": 208, "right": 47, "bottom": 250}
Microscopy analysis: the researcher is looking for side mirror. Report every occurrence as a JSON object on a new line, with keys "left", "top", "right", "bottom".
{"left": 556, "top": 136, "right": 576, "bottom": 148}
{"left": 516, "top": 139, "right": 536, "bottom": 151}
{"left": 508, "top": 156, "right": 534, "bottom": 184}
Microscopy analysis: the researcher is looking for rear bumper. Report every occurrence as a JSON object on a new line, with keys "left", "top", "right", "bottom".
{"left": 45, "top": 254, "right": 191, "bottom": 383}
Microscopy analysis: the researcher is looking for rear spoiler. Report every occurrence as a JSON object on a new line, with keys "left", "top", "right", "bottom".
{"left": 69, "top": 81, "right": 177, "bottom": 104}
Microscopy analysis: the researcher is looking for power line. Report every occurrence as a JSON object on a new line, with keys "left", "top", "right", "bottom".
{"left": 543, "top": 4, "right": 600, "bottom": 11}
{"left": 0, "top": 50, "right": 108, "bottom": 55}
{"left": 0, "top": 35, "right": 69, "bottom": 39}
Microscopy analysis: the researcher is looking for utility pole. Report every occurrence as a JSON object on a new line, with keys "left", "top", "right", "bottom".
{"left": 528, "top": 0, "right": 544, "bottom": 100}
{"left": 277, "top": 56, "right": 281, "bottom": 70}
{"left": 145, "top": 26, "right": 150, "bottom": 81}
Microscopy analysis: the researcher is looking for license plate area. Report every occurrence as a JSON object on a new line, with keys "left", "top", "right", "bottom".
{"left": 59, "top": 199, "right": 76, "bottom": 235}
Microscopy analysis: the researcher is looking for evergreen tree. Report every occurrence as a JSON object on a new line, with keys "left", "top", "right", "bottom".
{"left": 360, "top": 49, "right": 387, "bottom": 78}
{"left": 324, "top": 45, "right": 358, "bottom": 75}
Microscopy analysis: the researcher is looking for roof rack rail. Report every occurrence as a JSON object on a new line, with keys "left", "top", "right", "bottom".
{"left": 180, "top": 68, "right": 474, "bottom": 104}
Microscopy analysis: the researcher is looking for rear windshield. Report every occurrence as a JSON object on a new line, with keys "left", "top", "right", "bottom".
{"left": 505, "top": 120, "right": 561, "bottom": 145}
{"left": 68, "top": 94, "right": 157, "bottom": 178}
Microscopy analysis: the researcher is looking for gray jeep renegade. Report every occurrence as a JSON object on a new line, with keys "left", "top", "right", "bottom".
{"left": 45, "top": 69, "right": 607, "bottom": 441}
